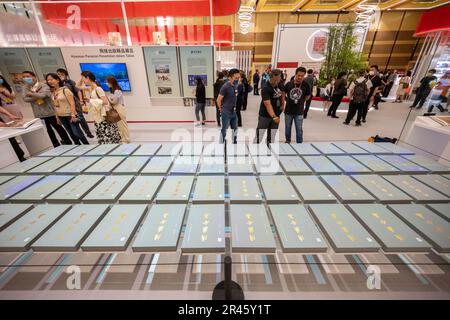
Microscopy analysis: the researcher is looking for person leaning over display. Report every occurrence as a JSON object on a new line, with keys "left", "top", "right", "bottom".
{"left": 57, "top": 68, "right": 94, "bottom": 139}
{"left": 21, "top": 70, "right": 72, "bottom": 147}
{"left": 217, "top": 68, "right": 240, "bottom": 144}
{"left": 283, "top": 67, "right": 311, "bottom": 144}
{"left": 255, "top": 69, "right": 285, "bottom": 145}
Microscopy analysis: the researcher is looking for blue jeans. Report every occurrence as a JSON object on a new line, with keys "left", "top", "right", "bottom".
{"left": 285, "top": 113, "right": 303, "bottom": 143}
{"left": 195, "top": 102, "right": 206, "bottom": 122}
{"left": 220, "top": 111, "right": 237, "bottom": 143}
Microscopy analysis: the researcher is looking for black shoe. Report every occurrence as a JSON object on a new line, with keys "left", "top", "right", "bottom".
{"left": 374, "top": 106, "right": 379, "bottom": 110}
{"left": 331, "top": 115, "right": 339, "bottom": 118}
{"left": 355, "top": 123, "right": 361, "bottom": 126}
{"left": 409, "top": 105, "right": 415, "bottom": 108}
{"left": 87, "top": 133, "right": 94, "bottom": 138}
{"left": 343, "top": 121, "right": 349, "bottom": 125}
{"left": 415, "top": 106, "right": 422, "bottom": 109}
{"left": 362, "top": 119, "right": 366, "bottom": 123}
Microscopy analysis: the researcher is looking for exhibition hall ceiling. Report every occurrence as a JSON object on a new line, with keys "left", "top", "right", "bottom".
{"left": 256, "top": 0, "right": 450, "bottom": 12}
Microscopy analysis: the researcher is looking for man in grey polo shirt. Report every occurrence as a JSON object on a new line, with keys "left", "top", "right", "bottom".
{"left": 217, "top": 69, "right": 241, "bottom": 144}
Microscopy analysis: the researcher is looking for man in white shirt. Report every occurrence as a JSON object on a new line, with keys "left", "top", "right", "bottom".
{"left": 343, "top": 70, "right": 372, "bottom": 126}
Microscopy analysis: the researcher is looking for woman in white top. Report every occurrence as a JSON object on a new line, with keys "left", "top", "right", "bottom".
{"left": 81, "top": 71, "right": 121, "bottom": 144}
{"left": 106, "top": 76, "right": 130, "bottom": 143}
{"left": 395, "top": 70, "right": 411, "bottom": 103}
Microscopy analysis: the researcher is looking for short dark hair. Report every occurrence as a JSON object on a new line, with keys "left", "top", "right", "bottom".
{"left": 358, "top": 70, "right": 366, "bottom": 76}
{"left": 228, "top": 68, "right": 240, "bottom": 77}
{"left": 337, "top": 71, "right": 347, "bottom": 79}
{"left": 45, "top": 73, "right": 64, "bottom": 87}
{"left": 429, "top": 69, "right": 436, "bottom": 74}
{"left": 307, "top": 69, "right": 313, "bottom": 74}
{"left": 56, "top": 68, "right": 69, "bottom": 76}
{"left": 295, "top": 67, "right": 307, "bottom": 74}
{"left": 270, "top": 69, "right": 282, "bottom": 78}
{"left": 406, "top": 70, "right": 412, "bottom": 76}
{"left": 22, "top": 70, "right": 36, "bottom": 77}
{"left": 370, "top": 65, "right": 379, "bottom": 71}
{"left": 81, "top": 70, "right": 96, "bottom": 82}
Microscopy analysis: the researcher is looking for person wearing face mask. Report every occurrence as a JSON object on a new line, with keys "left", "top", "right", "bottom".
{"left": 217, "top": 68, "right": 240, "bottom": 143}
{"left": 362, "top": 65, "right": 382, "bottom": 123}
{"left": 81, "top": 71, "right": 121, "bottom": 144}
{"left": 410, "top": 69, "right": 438, "bottom": 109}
{"left": 46, "top": 73, "right": 89, "bottom": 145}
{"left": 21, "top": 70, "right": 72, "bottom": 147}
{"left": 56, "top": 68, "right": 94, "bottom": 139}
{"left": 283, "top": 67, "right": 311, "bottom": 143}
{"left": 255, "top": 69, "right": 285, "bottom": 145}
{"left": 327, "top": 71, "right": 348, "bottom": 119}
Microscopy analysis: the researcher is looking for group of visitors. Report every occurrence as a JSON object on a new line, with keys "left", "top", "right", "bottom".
{"left": 0, "top": 68, "right": 130, "bottom": 161}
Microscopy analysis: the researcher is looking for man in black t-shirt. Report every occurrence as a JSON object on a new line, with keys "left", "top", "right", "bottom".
{"left": 284, "top": 67, "right": 311, "bottom": 143}
{"left": 254, "top": 69, "right": 285, "bottom": 145}
{"left": 410, "top": 69, "right": 437, "bottom": 109}
{"left": 362, "top": 65, "right": 382, "bottom": 122}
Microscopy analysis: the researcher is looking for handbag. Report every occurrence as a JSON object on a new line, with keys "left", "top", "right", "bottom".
{"left": 105, "top": 94, "right": 121, "bottom": 124}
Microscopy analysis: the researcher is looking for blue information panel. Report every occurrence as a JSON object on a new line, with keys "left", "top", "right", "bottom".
{"left": 269, "top": 204, "right": 327, "bottom": 253}
{"left": 56, "top": 157, "right": 101, "bottom": 174}
{"left": 278, "top": 156, "right": 312, "bottom": 174}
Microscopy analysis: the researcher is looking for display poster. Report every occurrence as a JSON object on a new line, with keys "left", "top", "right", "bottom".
{"left": 179, "top": 46, "right": 214, "bottom": 98}
{"left": 26, "top": 48, "right": 66, "bottom": 81}
{"left": 143, "top": 46, "right": 181, "bottom": 97}
{"left": 0, "top": 48, "right": 33, "bottom": 94}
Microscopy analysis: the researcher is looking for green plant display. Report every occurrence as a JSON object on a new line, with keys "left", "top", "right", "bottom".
{"left": 318, "top": 23, "right": 367, "bottom": 87}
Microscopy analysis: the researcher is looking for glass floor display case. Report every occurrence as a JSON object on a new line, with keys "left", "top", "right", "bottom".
{"left": 0, "top": 141, "right": 449, "bottom": 299}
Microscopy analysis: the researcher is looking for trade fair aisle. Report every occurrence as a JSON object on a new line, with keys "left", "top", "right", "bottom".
{"left": 0, "top": 141, "right": 449, "bottom": 298}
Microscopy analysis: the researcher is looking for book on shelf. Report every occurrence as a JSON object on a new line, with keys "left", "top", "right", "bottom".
{"left": 0, "top": 118, "right": 40, "bottom": 129}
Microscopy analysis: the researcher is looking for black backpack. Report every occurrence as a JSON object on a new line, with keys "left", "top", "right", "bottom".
{"left": 352, "top": 79, "right": 368, "bottom": 103}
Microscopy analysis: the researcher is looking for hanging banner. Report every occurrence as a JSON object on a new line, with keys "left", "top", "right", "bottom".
{"left": 143, "top": 46, "right": 181, "bottom": 97}
{"left": 179, "top": 46, "right": 214, "bottom": 98}
{"left": 26, "top": 48, "right": 67, "bottom": 81}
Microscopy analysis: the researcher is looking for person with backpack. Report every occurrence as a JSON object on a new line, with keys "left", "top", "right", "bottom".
{"left": 46, "top": 73, "right": 89, "bottom": 145}
{"left": 57, "top": 68, "right": 94, "bottom": 138}
{"left": 343, "top": 70, "right": 372, "bottom": 126}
